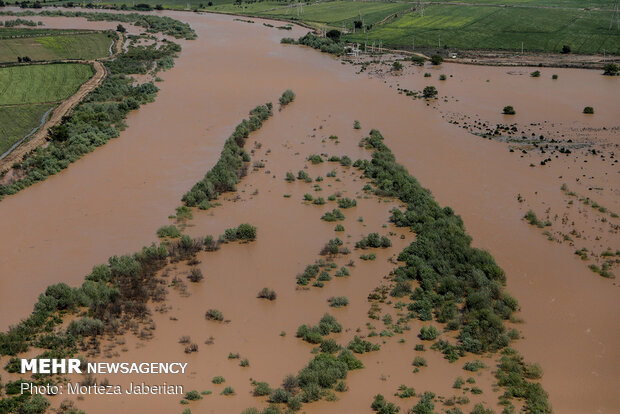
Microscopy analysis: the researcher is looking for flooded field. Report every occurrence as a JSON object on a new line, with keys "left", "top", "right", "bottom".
{"left": 0, "top": 9, "right": 618, "bottom": 414}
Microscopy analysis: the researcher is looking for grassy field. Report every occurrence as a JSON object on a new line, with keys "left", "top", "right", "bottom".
{"left": 0, "top": 104, "right": 52, "bottom": 156}
{"left": 0, "top": 63, "right": 93, "bottom": 105}
{"left": 0, "top": 31, "right": 113, "bottom": 63}
{"left": 345, "top": 3, "right": 620, "bottom": 54}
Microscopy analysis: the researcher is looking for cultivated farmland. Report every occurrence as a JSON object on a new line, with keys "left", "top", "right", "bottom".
{"left": 343, "top": 3, "right": 620, "bottom": 54}
{"left": 0, "top": 31, "right": 113, "bottom": 62}
{"left": 0, "top": 104, "right": 52, "bottom": 155}
{"left": 0, "top": 63, "right": 93, "bottom": 105}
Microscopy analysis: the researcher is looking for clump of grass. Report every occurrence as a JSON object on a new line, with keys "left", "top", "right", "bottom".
{"left": 212, "top": 376, "right": 225, "bottom": 384}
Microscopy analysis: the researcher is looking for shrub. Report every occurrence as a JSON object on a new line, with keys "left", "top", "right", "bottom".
{"left": 253, "top": 381, "right": 272, "bottom": 396}
{"left": 453, "top": 377, "right": 464, "bottom": 388}
{"left": 430, "top": 55, "right": 443, "bottom": 65}
{"left": 371, "top": 394, "right": 399, "bottom": 414}
{"left": 411, "top": 55, "right": 425, "bottom": 65}
{"left": 67, "top": 317, "right": 104, "bottom": 337}
{"left": 334, "top": 224, "right": 345, "bottom": 232}
{"left": 419, "top": 326, "right": 439, "bottom": 340}
{"left": 530, "top": 70, "right": 541, "bottom": 77}
{"left": 220, "top": 386, "right": 235, "bottom": 395}
{"left": 223, "top": 223, "right": 257, "bottom": 241}
{"left": 502, "top": 106, "right": 516, "bottom": 115}
{"left": 269, "top": 388, "right": 291, "bottom": 403}
{"left": 188, "top": 268, "right": 204, "bottom": 282}
{"left": 583, "top": 106, "right": 594, "bottom": 114}
{"left": 395, "top": 385, "right": 415, "bottom": 398}
{"left": 412, "top": 356, "right": 427, "bottom": 367}
{"left": 603, "top": 63, "right": 619, "bottom": 76}
{"left": 240, "top": 358, "right": 249, "bottom": 367}
{"left": 463, "top": 360, "right": 486, "bottom": 372}
{"left": 185, "top": 390, "right": 202, "bottom": 400}
{"left": 356, "top": 233, "right": 391, "bottom": 249}
{"left": 561, "top": 45, "right": 571, "bottom": 54}
{"left": 279, "top": 89, "right": 296, "bottom": 106}
{"left": 257, "top": 287, "right": 277, "bottom": 301}
{"left": 360, "top": 253, "right": 376, "bottom": 261}
{"left": 337, "top": 198, "right": 357, "bottom": 208}
{"left": 392, "top": 61, "right": 403, "bottom": 71}
{"left": 212, "top": 376, "right": 225, "bottom": 384}
{"left": 321, "top": 238, "right": 343, "bottom": 255}
{"left": 321, "top": 209, "right": 345, "bottom": 222}
{"left": 328, "top": 296, "right": 349, "bottom": 307}
{"left": 439, "top": 74, "right": 447, "bottom": 81}
{"left": 313, "top": 197, "right": 326, "bottom": 205}
{"left": 422, "top": 86, "right": 437, "bottom": 99}
{"left": 285, "top": 172, "right": 295, "bottom": 182}
{"left": 348, "top": 336, "right": 380, "bottom": 353}
{"left": 308, "top": 154, "right": 323, "bottom": 164}
{"left": 157, "top": 225, "right": 181, "bottom": 238}
{"left": 353, "top": 120, "right": 361, "bottom": 129}
{"left": 205, "top": 309, "right": 224, "bottom": 321}
{"left": 320, "top": 339, "right": 341, "bottom": 354}
{"left": 424, "top": 72, "right": 431, "bottom": 77}
{"left": 552, "top": 74, "right": 558, "bottom": 79}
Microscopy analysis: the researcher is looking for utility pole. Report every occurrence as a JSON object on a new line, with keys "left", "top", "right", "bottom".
{"left": 521, "top": 42, "right": 524, "bottom": 54}
{"left": 610, "top": 0, "right": 620, "bottom": 30}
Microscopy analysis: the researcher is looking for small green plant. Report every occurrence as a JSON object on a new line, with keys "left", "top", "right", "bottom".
{"left": 212, "top": 376, "right": 225, "bottom": 384}
{"left": 420, "top": 325, "right": 439, "bottom": 340}
{"left": 279, "top": 89, "right": 296, "bottom": 106}
{"left": 334, "top": 224, "right": 345, "bottom": 232}
{"left": 220, "top": 386, "right": 235, "bottom": 395}
{"left": 412, "top": 356, "right": 427, "bottom": 367}
{"left": 439, "top": 74, "right": 447, "bottom": 80}
{"left": 257, "top": 287, "right": 277, "bottom": 301}
{"left": 583, "top": 106, "right": 594, "bottom": 114}
{"left": 157, "top": 225, "right": 181, "bottom": 238}
{"left": 308, "top": 154, "right": 323, "bottom": 164}
{"left": 530, "top": 70, "right": 541, "bottom": 77}
{"left": 184, "top": 390, "right": 202, "bottom": 401}
{"left": 321, "top": 208, "right": 345, "bottom": 222}
{"left": 353, "top": 120, "right": 361, "bottom": 129}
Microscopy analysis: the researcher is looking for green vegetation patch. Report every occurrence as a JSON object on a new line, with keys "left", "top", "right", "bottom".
{"left": 346, "top": 4, "right": 620, "bottom": 54}
{"left": 0, "top": 103, "right": 52, "bottom": 155}
{"left": 0, "top": 63, "right": 93, "bottom": 105}
{"left": 0, "top": 31, "right": 113, "bottom": 63}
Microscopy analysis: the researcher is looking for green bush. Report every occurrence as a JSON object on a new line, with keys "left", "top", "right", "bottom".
{"left": 412, "top": 356, "right": 427, "bottom": 367}
{"left": 222, "top": 223, "right": 257, "bottom": 241}
{"left": 347, "top": 336, "right": 380, "bottom": 353}
{"left": 337, "top": 197, "right": 357, "bottom": 208}
{"left": 371, "top": 394, "right": 399, "bottom": 414}
{"left": 321, "top": 209, "right": 345, "bottom": 222}
{"left": 184, "top": 390, "right": 202, "bottom": 401}
{"left": 422, "top": 86, "right": 437, "bottom": 99}
{"left": 220, "top": 386, "right": 235, "bottom": 395}
{"left": 279, "top": 89, "right": 296, "bottom": 106}
{"left": 205, "top": 309, "right": 224, "bottom": 321}
{"left": 212, "top": 376, "right": 225, "bottom": 384}
{"left": 253, "top": 381, "right": 272, "bottom": 396}
{"left": 328, "top": 296, "right": 349, "bottom": 308}
{"left": 157, "top": 225, "right": 181, "bottom": 238}
{"left": 308, "top": 154, "right": 323, "bottom": 164}
{"left": 257, "top": 287, "right": 277, "bottom": 301}
{"left": 583, "top": 106, "right": 594, "bottom": 114}
{"left": 430, "top": 55, "right": 443, "bottom": 65}
{"left": 503, "top": 106, "right": 516, "bottom": 115}
{"left": 419, "top": 326, "right": 439, "bottom": 341}
{"left": 356, "top": 233, "right": 391, "bottom": 249}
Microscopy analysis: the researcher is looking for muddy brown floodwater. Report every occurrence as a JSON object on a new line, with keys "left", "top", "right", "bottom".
{"left": 0, "top": 9, "right": 618, "bottom": 414}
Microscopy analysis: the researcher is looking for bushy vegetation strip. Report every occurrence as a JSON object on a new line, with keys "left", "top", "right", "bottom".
{"left": 0, "top": 10, "right": 196, "bottom": 40}
{"left": 356, "top": 129, "right": 550, "bottom": 412}
{"left": 182, "top": 90, "right": 294, "bottom": 207}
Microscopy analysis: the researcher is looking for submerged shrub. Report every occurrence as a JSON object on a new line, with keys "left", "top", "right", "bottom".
{"left": 157, "top": 225, "right": 181, "bottom": 238}
{"left": 279, "top": 89, "right": 296, "bottom": 106}
{"left": 205, "top": 309, "right": 224, "bottom": 321}
{"left": 257, "top": 287, "right": 277, "bottom": 301}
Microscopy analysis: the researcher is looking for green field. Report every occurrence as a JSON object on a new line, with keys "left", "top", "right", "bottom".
{"left": 346, "top": 3, "right": 620, "bottom": 54}
{"left": 0, "top": 104, "right": 52, "bottom": 156}
{"left": 0, "top": 63, "right": 93, "bottom": 105}
{"left": 0, "top": 31, "right": 113, "bottom": 63}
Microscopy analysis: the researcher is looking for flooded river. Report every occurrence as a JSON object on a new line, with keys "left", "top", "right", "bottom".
{"left": 0, "top": 9, "right": 618, "bottom": 413}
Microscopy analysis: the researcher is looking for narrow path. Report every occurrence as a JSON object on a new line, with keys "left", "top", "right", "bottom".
{"left": 0, "top": 33, "right": 123, "bottom": 173}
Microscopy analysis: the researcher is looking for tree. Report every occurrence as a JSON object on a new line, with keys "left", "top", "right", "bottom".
{"left": 422, "top": 86, "right": 437, "bottom": 99}
{"left": 116, "top": 24, "right": 126, "bottom": 33}
{"left": 354, "top": 20, "right": 362, "bottom": 29}
{"left": 326, "top": 29, "right": 341, "bottom": 43}
{"left": 561, "top": 45, "right": 571, "bottom": 54}
{"left": 430, "top": 54, "right": 443, "bottom": 65}
{"left": 502, "top": 106, "right": 516, "bottom": 115}
{"left": 603, "top": 63, "right": 619, "bottom": 76}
